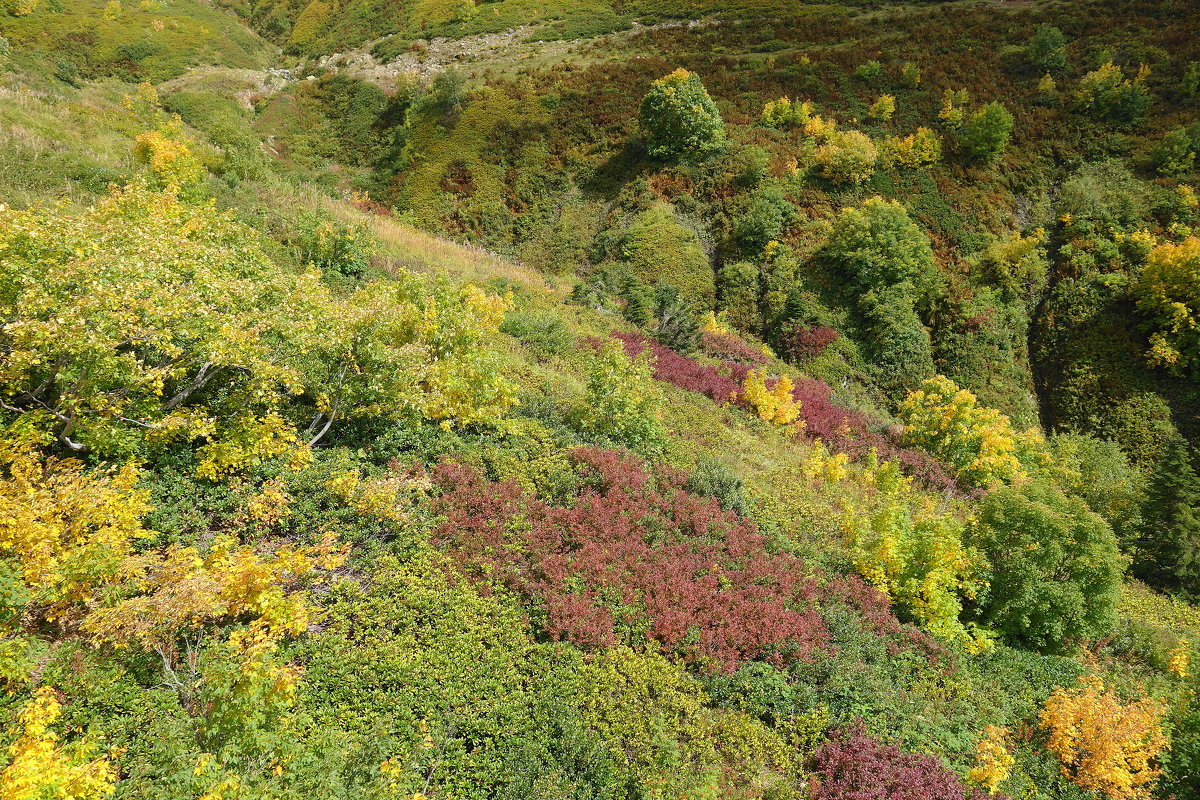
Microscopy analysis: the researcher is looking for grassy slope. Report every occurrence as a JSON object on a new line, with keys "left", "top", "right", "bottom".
{"left": 0, "top": 0, "right": 271, "bottom": 82}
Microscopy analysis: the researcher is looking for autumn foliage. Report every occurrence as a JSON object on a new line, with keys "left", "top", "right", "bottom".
{"left": 0, "top": 687, "right": 117, "bottom": 800}
{"left": 1040, "top": 676, "right": 1168, "bottom": 800}
{"left": 432, "top": 447, "right": 879, "bottom": 673}
{"left": 810, "top": 725, "right": 993, "bottom": 800}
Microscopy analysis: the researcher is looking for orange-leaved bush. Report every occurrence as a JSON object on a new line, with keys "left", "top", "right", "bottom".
{"left": 1040, "top": 676, "right": 1168, "bottom": 800}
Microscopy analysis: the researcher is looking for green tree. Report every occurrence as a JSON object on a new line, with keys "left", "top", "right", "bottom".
{"left": 651, "top": 282, "right": 703, "bottom": 353}
{"left": 1151, "top": 125, "right": 1200, "bottom": 177}
{"left": 717, "top": 261, "right": 761, "bottom": 332}
{"left": 639, "top": 68, "right": 727, "bottom": 162}
{"left": 1184, "top": 61, "right": 1200, "bottom": 98}
{"left": 959, "top": 102, "right": 1014, "bottom": 164}
{"left": 824, "top": 197, "right": 938, "bottom": 300}
{"left": 966, "top": 481, "right": 1123, "bottom": 653}
{"left": 1025, "top": 24, "right": 1067, "bottom": 74}
{"left": 1075, "top": 62, "right": 1153, "bottom": 127}
{"left": 732, "top": 187, "right": 795, "bottom": 253}
{"left": 860, "top": 286, "right": 935, "bottom": 392}
{"left": 824, "top": 198, "right": 938, "bottom": 391}
{"left": 1136, "top": 438, "right": 1200, "bottom": 596}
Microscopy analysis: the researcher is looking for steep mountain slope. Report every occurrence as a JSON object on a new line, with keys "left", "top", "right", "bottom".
{"left": 2, "top": 1, "right": 1200, "bottom": 799}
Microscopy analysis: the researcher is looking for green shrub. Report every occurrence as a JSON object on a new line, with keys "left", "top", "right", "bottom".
{"left": 1025, "top": 24, "right": 1067, "bottom": 74}
{"left": 296, "top": 551, "right": 615, "bottom": 800}
{"left": 958, "top": 102, "right": 1013, "bottom": 164}
{"left": 500, "top": 310, "right": 576, "bottom": 357}
{"left": 573, "top": 337, "right": 668, "bottom": 455}
{"left": 1184, "top": 61, "right": 1200, "bottom": 98}
{"left": 1151, "top": 125, "right": 1200, "bottom": 176}
{"left": 716, "top": 260, "right": 761, "bottom": 331}
{"left": 1075, "top": 62, "right": 1153, "bottom": 127}
{"left": 732, "top": 187, "right": 795, "bottom": 253}
{"left": 620, "top": 204, "right": 715, "bottom": 305}
{"left": 578, "top": 647, "right": 794, "bottom": 797}
{"left": 1048, "top": 433, "right": 1144, "bottom": 547}
{"left": 854, "top": 60, "right": 883, "bottom": 82}
{"left": 686, "top": 456, "right": 750, "bottom": 515}
{"left": 859, "top": 286, "right": 934, "bottom": 392}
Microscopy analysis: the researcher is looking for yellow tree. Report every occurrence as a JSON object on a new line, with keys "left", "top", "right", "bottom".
{"left": 1, "top": 162, "right": 515, "bottom": 473}
{"left": 83, "top": 533, "right": 346, "bottom": 730}
{"left": 1132, "top": 237, "right": 1200, "bottom": 371}
{"left": 1040, "top": 676, "right": 1168, "bottom": 800}
{"left": 740, "top": 371, "right": 800, "bottom": 425}
{"left": 967, "top": 725, "right": 1015, "bottom": 793}
{"left": 898, "top": 376, "right": 1045, "bottom": 486}
{"left": 0, "top": 439, "right": 149, "bottom": 685}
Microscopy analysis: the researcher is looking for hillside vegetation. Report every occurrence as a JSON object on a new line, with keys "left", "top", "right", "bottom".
{"left": 2, "top": 0, "right": 1200, "bottom": 799}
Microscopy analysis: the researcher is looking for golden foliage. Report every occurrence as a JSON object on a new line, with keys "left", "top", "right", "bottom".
{"left": 133, "top": 124, "right": 205, "bottom": 189}
{"left": 868, "top": 94, "right": 895, "bottom": 121}
{"left": 967, "top": 725, "right": 1015, "bottom": 793}
{"left": 938, "top": 88, "right": 970, "bottom": 129}
{"left": 1168, "top": 640, "right": 1191, "bottom": 679}
{"left": 883, "top": 127, "right": 942, "bottom": 169}
{"left": 741, "top": 371, "right": 800, "bottom": 425}
{"left": 840, "top": 457, "right": 985, "bottom": 645}
{"left": 0, "top": 448, "right": 148, "bottom": 621}
{"left": 0, "top": 688, "right": 117, "bottom": 800}
{"left": 1040, "top": 676, "right": 1168, "bottom": 800}
{"left": 898, "top": 376, "right": 1045, "bottom": 486}
{"left": 1132, "top": 237, "right": 1200, "bottom": 370}
{"left": 0, "top": 180, "right": 515, "bottom": 474}
{"left": 760, "top": 97, "right": 814, "bottom": 129}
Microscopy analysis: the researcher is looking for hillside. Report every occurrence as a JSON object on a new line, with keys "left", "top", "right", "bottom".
{"left": 2, "top": 1, "right": 1200, "bottom": 798}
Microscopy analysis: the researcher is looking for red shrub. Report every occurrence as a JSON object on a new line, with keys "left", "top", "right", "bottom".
{"left": 431, "top": 447, "right": 836, "bottom": 673}
{"left": 700, "top": 331, "right": 769, "bottom": 366}
{"left": 612, "top": 331, "right": 740, "bottom": 404}
{"left": 782, "top": 323, "right": 840, "bottom": 362}
{"left": 811, "top": 726, "right": 996, "bottom": 800}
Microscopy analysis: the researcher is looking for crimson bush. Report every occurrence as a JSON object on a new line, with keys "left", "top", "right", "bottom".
{"left": 613, "top": 331, "right": 740, "bottom": 403}
{"left": 608, "top": 332, "right": 963, "bottom": 494}
{"left": 782, "top": 323, "right": 840, "bottom": 362}
{"left": 811, "top": 726, "right": 995, "bottom": 800}
{"left": 700, "top": 331, "right": 769, "bottom": 365}
{"left": 432, "top": 447, "right": 841, "bottom": 673}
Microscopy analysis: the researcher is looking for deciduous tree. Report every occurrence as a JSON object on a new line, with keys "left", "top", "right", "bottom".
{"left": 639, "top": 69, "right": 727, "bottom": 162}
